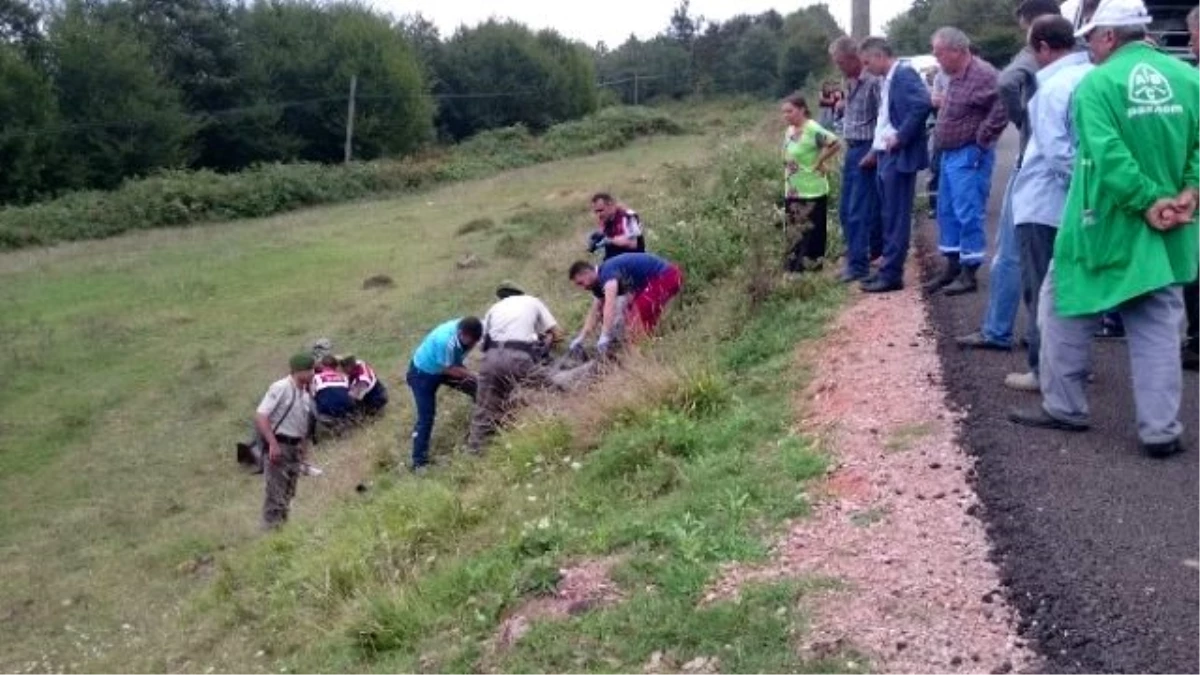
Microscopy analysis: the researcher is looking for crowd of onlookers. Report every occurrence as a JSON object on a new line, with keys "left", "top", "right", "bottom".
{"left": 242, "top": 0, "right": 1198, "bottom": 532}
{"left": 780, "top": 0, "right": 1197, "bottom": 461}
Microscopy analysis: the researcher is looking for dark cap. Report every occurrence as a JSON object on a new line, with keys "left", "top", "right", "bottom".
{"left": 289, "top": 352, "right": 316, "bottom": 372}
{"left": 496, "top": 280, "right": 526, "bottom": 299}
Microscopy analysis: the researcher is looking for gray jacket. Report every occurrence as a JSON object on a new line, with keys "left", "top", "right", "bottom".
{"left": 998, "top": 47, "right": 1039, "bottom": 159}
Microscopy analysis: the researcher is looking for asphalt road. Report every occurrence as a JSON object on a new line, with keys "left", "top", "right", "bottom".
{"left": 917, "top": 130, "right": 1200, "bottom": 674}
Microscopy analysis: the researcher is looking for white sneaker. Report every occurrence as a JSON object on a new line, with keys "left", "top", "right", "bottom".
{"left": 300, "top": 463, "right": 324, "bottom": 477}
{"left": 1004, "top": 371, "right": 1039, "bottom": 393}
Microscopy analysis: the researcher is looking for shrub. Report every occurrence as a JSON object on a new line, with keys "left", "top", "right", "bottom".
{"left": 0, "top": 107, "right": 686, "bottom": 251}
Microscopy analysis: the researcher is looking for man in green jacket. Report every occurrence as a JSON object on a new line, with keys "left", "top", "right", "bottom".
{"left": 1008, "top": 0, "right": 1200, "bottom": 458}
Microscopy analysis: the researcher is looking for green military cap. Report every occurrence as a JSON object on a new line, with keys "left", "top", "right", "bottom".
{"left": 289, "top": 352, "right": 316, "bottom": 372}
{"left": 496, "top": 280, "right": 526, "bottom": 299}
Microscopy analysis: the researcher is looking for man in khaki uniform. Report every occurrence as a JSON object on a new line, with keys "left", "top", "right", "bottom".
{"left": 467, "top": 282, "right": 563, "bottom": 453}
{"left": 259, "top": 353, "right": 316, "bottom": 529}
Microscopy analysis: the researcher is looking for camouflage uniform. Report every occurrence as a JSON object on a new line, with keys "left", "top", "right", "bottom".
{"left": 262, "top": 442, "right": 303, "bottom": 528}
{"left": 467, "top": 346, "right": 547, "bottom": 452}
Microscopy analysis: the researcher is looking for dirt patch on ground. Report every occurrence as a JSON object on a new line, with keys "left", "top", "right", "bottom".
{"left": 491, "top": 557, "right": 624, "bottom": 652}
{"left": 706, "top": 264, "right": 1036, "bottom": 673}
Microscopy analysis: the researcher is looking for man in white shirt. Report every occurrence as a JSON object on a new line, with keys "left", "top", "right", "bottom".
{"left": 259, "top": 353, "right": 316, "bottom": 530}
{"left": 467, "top": 281, "right": 565, "bottom": 454}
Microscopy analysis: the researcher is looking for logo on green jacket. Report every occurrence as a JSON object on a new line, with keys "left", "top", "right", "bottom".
{"left": 1128, "top": 63, "right": 1173, "bottom": 105}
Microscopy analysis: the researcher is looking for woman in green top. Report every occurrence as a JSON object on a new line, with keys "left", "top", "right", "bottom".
{"left": 781, "top": 92, "right": 842, "bottom": 272}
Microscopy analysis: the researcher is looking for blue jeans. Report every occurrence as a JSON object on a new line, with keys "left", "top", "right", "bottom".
{"left": 937, "top": 144, "right": 996, "bottom": 266}
{"left": 839, "top": 142, "right": 880, "bottom": 278}
{"left": 979, "top": 169, "right": 1022, "bottom": 347}
{"left": 406, "top": 363, "right": 476, "bottom": 468}
{"left": 876, "top": 154, "right": 917, "bottom": 286}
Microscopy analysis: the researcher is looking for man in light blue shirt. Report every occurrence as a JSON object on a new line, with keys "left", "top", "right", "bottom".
{"left": 1004, "top": 15, "right": 1093, "bottom": 391}
{"left": 406, "top": 317, "right": 483, "bottom": 471}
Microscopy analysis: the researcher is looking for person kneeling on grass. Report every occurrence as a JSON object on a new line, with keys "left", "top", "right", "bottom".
{"left": 338, "top": 354, "right": 388, "bottom": 417}
{"left": 259, "top": 353, "right": 317, "bottom": 530}
{"left": 312, "top": 355, "right": 357, "bottom": 432}
{"left": 406, "top": 317, "right": 482, "bottom": 472}
{"left": 467, "top": 281, "right": 565, "bottom": 454}
{"left": 568, "top": 252, "right": 684, "bottom": 355}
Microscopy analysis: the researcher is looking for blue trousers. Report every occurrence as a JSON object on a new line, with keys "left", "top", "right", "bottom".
{"left": 406, "top": 363, "right": 476, "bottom": 468}
{"left": 839, "top": 142, "right": 880, "bottom": 278}
{"left": 876, "top": 154, "right": 917, "bottom": 286}
{"left": 979, "top": 168, "right": 1022, "bottom": 346}
{"left": 937, "top": 144, "right": 996, "bottom": 266}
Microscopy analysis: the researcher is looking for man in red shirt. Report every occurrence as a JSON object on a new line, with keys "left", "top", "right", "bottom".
{"left": 588, "top": 192, "right": 646, "bottom": 260}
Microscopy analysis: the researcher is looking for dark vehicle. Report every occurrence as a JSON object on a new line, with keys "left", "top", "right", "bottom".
{"left": 1072, "top": 0, "right": 1196, "bottom": 63}
{"left": 1145, "top": 1, "right": 1196, "bottom": 62}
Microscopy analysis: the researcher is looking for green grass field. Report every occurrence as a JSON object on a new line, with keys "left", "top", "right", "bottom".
{"left": 0, "top": 101, "right": 856, "bottom": 673}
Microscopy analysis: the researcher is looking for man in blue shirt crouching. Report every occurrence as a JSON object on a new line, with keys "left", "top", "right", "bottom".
{"left": 406, "top": 317, "right": 483, "bottom": 471}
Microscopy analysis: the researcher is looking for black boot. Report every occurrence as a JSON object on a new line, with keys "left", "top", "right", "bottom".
{"left": 923, "top": 253, "right": 961, "bottom": 293}
{"left": 943, "top": 265, "right": 979, "bottom": 296}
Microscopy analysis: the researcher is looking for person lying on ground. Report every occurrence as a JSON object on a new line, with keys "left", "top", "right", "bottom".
{"left": 406, "top": 316, "right": 482, "bottom": 472}
{"left": 338, "top": 354, "right": 388, "bottom": 416}
{"left": 259, "top": 353, "right": 317, "bottom": 530}
{"left": 467, "top": 281, "right": 565, "bottom": 454}
{"left": 588, "top": 192, "right": 646, "bottom": 260}
{"left": 568, "top": 252, "right": 684, "bottom": 353}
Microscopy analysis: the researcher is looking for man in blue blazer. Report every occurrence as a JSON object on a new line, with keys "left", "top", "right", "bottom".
{"left": 858, "top": 37, "right": 933, "bottom": 293}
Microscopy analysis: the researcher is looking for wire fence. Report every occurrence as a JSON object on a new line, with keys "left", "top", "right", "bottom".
{"left": 0, "top": 73, "right": 678, "bottom": 145}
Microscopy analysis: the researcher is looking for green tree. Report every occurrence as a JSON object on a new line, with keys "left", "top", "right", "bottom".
{"left": 595, "top": 35, "right": 691, "bottom": 103}
{"left": 734, "top": 25, "right": 781, "bottom": 97}
{"left": 48, "top": 1, "right": 195, "bottom": 191}
{"left": 887, "top": 0, "right": 1024, "bottom": 66}
{"left": 437, "top": 20, "right": 597, "bottom": 139}
{"left": 778, "top": 5, "right": 845, "bottom": 95}
{"left": 239, "top": 0, "right": 433, "bottom": 163}
{"left": 0, "top": 44, "right": 59, "bottom": 202}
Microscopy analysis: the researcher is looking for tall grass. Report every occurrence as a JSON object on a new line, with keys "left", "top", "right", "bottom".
{"left": 0, "top": 107, "right": 685, "bottom": 250}
{"left": 192, "top": 136, "right": 856, "bottom": 673}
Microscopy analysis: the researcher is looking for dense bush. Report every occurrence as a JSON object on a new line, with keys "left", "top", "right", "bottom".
{"left": 0, "top": 107, "right": 685, "bottom": 250}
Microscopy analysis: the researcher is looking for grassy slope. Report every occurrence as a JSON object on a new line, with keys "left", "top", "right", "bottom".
{"left": 0, "top": 103, "right": 757, "bottom": 672}
{"left": 0, "top": 99, "right": 858, "bottom": 673}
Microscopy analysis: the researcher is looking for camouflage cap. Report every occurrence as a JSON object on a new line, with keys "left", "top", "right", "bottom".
{"left": 311, "top": 337, "right": 334, "bottom": 360}
{"left": 496, "top": 280, "right": 526, "bottom": 298}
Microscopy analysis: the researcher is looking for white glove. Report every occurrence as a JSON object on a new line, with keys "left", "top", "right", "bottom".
{"left": 597, "top": 334, "right": 612, "bottom": 354}
{"left": 569, "top": 335, "right": 586, "bottom": 352}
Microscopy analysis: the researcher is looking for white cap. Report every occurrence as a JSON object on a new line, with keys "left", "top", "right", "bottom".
{"left": 1075, "top": 0, "right": 1153, "bottom": 38}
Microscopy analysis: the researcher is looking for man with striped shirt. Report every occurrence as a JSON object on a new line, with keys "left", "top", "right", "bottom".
{"left": 829, "top": 36, "right": 884, "bottom": 282}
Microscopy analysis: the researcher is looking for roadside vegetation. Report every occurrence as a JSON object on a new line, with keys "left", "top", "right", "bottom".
{"left": 0, "top": 99, "right": 858, "bottom": 673}
{"left": 0, "top": 106, "right": 684, "bottom": 250}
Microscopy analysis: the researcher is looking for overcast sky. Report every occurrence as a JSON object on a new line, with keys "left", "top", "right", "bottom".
{"left": 371, "top": 0, "right": 912, "bottom": 48}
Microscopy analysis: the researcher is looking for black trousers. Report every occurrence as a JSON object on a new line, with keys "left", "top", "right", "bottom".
{"left": 785, "top": 195, "right": 828, "bottom": 272}
{"left": 1016, "top": 222, "right": 1057, "bottom": 375}
{"left": 1185, "top": 278, "right": 1199, "bottom": 353}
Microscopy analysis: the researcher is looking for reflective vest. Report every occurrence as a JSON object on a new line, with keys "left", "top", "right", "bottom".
{"left": 347, "top": 362, "right": 378, "bottom": 392}
{"left": 311, "top": 367, "right": 350, "bottom": 394}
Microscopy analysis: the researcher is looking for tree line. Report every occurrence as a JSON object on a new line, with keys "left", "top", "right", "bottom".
{"left": 886, "top": 0, "right": 1028, "bottom": 68}
{"left": 0, "top": 0, "right": 853, "bottom": 206}
{"left": 593, "top": 2, "right": 845, "bottom": 104}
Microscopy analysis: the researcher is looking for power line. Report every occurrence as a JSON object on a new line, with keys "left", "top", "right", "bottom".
{"left": 0, "top": 73, "right": 677, "bottom": 144}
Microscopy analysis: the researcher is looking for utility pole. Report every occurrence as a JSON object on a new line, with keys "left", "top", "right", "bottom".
{"left": 343, "top": 74, "right": 357, "bottom": 164}
{"left": 852, "top": 0, "right": 870, "bottom": 39}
